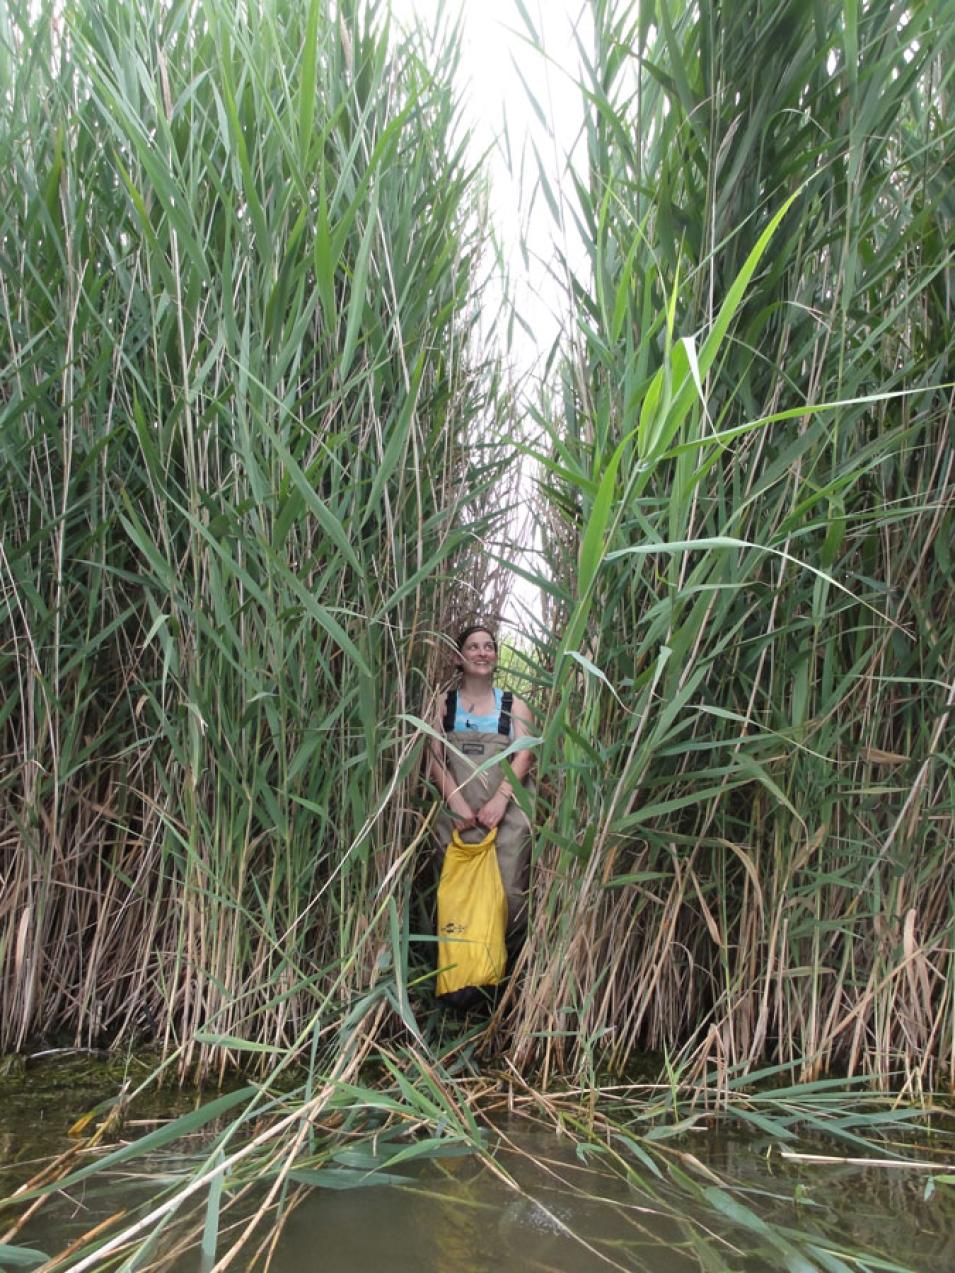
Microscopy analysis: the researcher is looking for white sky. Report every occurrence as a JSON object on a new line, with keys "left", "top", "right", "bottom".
{"left": 390, "top": 0, "right": 590, "bottom": 371}
{"left": 389, "top": 0, "right": 592, "bottom": 632}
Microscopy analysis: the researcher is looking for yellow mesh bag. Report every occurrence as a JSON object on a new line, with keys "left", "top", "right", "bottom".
{"left": 436, "top": 827, "right": 507, "bottom": 998}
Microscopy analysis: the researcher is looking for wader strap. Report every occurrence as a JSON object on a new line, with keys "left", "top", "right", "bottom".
{"left": 442, "top": 689, "right": 457, "bottom": 734}
{"left": 498, "top": 691, "right": 513, "bottom": 737}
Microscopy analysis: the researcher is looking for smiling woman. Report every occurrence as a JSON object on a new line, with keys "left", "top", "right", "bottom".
{"left": 429, "top": 625, "right": 536, "bottom": 955}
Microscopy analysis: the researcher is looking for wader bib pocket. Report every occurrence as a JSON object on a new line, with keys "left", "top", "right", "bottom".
{"left": 436, "top": 827, "right": 507, "bottom": 1009}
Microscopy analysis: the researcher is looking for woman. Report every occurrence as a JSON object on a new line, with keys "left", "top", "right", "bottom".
{"left": 429, "top": 624, "right": 535, "bottom": 949}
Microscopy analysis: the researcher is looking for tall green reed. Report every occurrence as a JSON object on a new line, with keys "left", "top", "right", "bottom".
{"left": 0, "top": 0, "right": 507, "bottom": 1070}
{"left": 509, "top": 0, "right": 955, "bottom": 1090}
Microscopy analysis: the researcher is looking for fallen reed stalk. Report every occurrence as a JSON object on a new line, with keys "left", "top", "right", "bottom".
{"left": 779, "top": 1152, "right": 955, "bottom": 1171}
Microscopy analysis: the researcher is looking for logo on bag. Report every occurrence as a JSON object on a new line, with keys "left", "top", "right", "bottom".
{"left": 461, "top": 742, "right": 485, "bottom": 755}
{"left": 440, "top": 921, "right": 467, "bottom": 934}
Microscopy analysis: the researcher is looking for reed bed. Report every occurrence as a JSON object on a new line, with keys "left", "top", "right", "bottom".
{"left": 0, "top": 0, "right": 510, "bottom": 1070}
{"left": 2, "top": 0, "right": 955, "bottom": 1269}
{"left": 506, "top": 0, "right": 955, "bottom": 1091}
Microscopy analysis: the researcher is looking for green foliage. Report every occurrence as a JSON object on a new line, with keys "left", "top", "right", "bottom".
{"left": 4, "top": 2, "right": 954, "bottom": 1269}
{"left": 511, "top": 0, "right": 955, "bottom": 1085}
{"left": 0, "top": 0, "right": 505, "bottom": 1062}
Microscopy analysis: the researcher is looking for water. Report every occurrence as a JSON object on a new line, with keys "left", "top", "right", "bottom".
{"left": 3, "top": 1054, "right": 954, "bottom": 1272}
{"left": 260, "top": 1122, "right": 955, "bottom": 1273}
{"left": 266, "top": 1128, "right": 701, "bottom": 1273}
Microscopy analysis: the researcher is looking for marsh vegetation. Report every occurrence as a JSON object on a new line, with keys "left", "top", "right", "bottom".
{"left": 1, "top": 0, "right": 952, "bottom": 1267}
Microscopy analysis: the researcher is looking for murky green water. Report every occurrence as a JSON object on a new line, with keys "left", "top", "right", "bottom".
{"left": 3, "top": 1054, "right": 954, "bottom": 1272}
{"left": 254, "top": 1124, "right": 955, "bottom": 1273}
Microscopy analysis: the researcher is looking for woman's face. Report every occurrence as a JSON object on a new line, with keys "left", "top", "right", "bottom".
{"left": 457, "top": 630, "right": 498, "bottom": 678}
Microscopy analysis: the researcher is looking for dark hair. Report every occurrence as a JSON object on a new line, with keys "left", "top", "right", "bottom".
{"left": 456, "top": 624, "right": 497, "bottom": 652}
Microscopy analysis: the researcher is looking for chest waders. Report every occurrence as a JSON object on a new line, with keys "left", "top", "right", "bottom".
{"left": 434, "top": 690, "right": 534, "bottom": 948}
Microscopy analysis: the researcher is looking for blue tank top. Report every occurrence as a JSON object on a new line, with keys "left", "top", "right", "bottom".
{"left": 450, "top": 688, "right": 511, "bottom": 734}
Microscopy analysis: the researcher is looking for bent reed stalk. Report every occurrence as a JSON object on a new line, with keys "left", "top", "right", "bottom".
{"left": 508, "top": 0, "right": 955, "bottom": 1092}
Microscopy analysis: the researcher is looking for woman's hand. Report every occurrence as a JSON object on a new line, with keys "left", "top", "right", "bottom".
{"left": 476, "top": 789, "right": 509, "bottom": 830}
{"left": 448, "top": 793, "right": 477, "bottom": 829}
